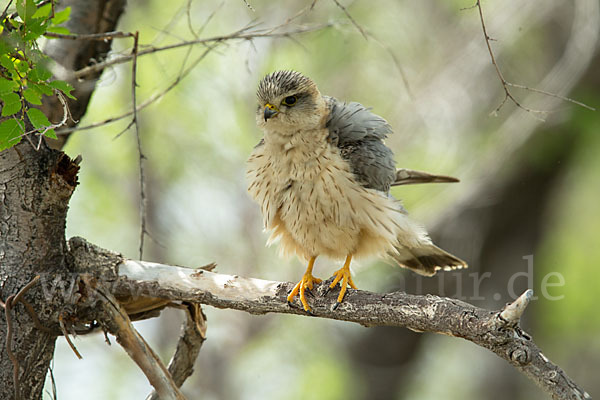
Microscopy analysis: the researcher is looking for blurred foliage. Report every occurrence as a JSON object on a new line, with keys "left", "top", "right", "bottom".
{"left": 15, "top": 0, "right": 598, "bottom": 399}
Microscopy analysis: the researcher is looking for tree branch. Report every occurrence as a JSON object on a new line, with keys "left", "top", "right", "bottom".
{"left": 93, "top": 279, "right": 186, "bottom": 400}
{"left": 112, "top": 259, "right": 590, "bottom": 400}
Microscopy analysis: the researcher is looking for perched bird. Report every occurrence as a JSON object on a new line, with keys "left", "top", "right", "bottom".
{"left": 246, "top": 70, "right": 466, "bottom": 312}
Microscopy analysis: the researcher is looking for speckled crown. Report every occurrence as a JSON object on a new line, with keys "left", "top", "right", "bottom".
{"left": 256, "top": 70, "right": 316, "bottom": 102}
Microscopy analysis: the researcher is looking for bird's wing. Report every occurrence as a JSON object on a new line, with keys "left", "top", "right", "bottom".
{"left": 325, "top": 96, "right": 396, "bottom": 192}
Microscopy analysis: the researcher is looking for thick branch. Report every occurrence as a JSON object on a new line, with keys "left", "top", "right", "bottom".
{"left": 113, "top": 259, "right": 590, "bottom": 400}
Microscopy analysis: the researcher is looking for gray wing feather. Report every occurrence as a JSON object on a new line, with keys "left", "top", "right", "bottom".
{"left": 325, "top": 96, "right": 396, "bottom": 192}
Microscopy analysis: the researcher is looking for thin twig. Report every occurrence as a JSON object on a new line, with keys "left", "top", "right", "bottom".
{"left": 44, "top": 31, "right": 135, "bottom": 41}
{"left": 58, "top": 314, "right": 83, "bottom": 359}
{"left": 58, "top": 44, "right": 216, "bottom": 136}
{"left": 330, "top": 0, "right": 414, "bottom": 100}
{"left": 331, "top": 0, "right": 367, "bottom": 40}
{"left": 72, "top": 22, "right": 331, "bottom": 79}
{"left": 129, "top": 31, "right": 146, "bottom": 261}
{"left": 0, "top": 0, "right": 13, "bottom": 22}
{"left": 241, "top": 0, "right": 255, "bottom": 12}
{"left": 470, "top": 0, "right": 594, "bottom": 117}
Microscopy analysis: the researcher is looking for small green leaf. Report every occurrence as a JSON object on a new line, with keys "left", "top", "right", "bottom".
{"left": 16, "top": 0, "right": 37, "bottom": 23}
{"left": 31, "top": 82, "right": 53, "bottom": 96}
{"left": 29, "top": 64, "right": 52, "bottom": 82}
{"left": 25, "top": 18, "right": 50, "bottom": 39}
{"left": 0, "top": 37, "right": 12, "bottom": 55}
{"left": 23, "top": 87, "right": 42, "bottom": 105}
{"left": 44, "top": 128, "right": 57, "bottom": 139}
{"left": 0, "top": 79, "right": 18, "bottom": 96}
{"left": 26, "top": 108, "right": 56, "bottom": 139}
{"left": 1, "top": 93, "right": 22, "bottom": 116}
{"left": 0, "top": 55, "right": 17, "bottom": 76}
{"left": 15, "top": 59, "right": 29, "bottom": 74}
{"left": 46, "top": 26, "right": 71, "bottom": 35}
{"left": 0, "top": 119, "right": 24, "bottom": 151}
{"left": 51, "top": 7, "right": 71, "bottom": 25}
{"left": 32, "top": 3, "right": 52, "bottom": 19}
{"left": 48, "top": 80, "right": 76, "bottom": 99}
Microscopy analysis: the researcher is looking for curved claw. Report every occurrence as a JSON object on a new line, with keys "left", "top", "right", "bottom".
{"left": 328, "top": 255, "right": 357, "bottom": 306}
{"left": 287, "top": 271, "right": 322, "bottom": 313}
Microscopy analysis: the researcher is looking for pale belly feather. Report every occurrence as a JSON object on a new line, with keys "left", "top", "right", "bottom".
{"left": 246, "top": 133, "right": 424, "bottom": 261}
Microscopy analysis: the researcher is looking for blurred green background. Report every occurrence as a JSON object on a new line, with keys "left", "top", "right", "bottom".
{"left": 42, "top": 0, "right": 600, "bottom": 399}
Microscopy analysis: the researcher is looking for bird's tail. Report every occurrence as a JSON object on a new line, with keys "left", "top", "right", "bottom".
{"left": 389, "top": 243, "right": 467, "bottom": 276}
{"left": 391, "top": 168, "right": 459, "bottom": 186}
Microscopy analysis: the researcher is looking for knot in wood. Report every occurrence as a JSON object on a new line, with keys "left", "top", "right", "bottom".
{"left": 544, "top": 369, "right": 559, "bottom": 384}
{"left": 509, "top": 346, "right": 531, "bottom": 365}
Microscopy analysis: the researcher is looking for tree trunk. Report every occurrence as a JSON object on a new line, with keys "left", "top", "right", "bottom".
{"left": 0, "top": 142, "right": 77, "bottom": 399}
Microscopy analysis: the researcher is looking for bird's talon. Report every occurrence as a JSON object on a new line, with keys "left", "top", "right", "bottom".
{"left": 287, "top": 257, "right": 321, "bottom": 314}
{"left": 333, "top": 302, "right": 341, "bottom": 310}
{"left": 328, "top": 255, "right": 355, "bottom": 309}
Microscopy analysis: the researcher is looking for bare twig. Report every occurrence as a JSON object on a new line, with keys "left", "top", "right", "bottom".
{"left": 72, "top": 22, "right": 331, "bottom": 79}
{"left": 57, "top": 21, "right": 329, "bottom": 136}
{"left": 128, "top": 31, "right": 147, "bottom": 261}
{"left": 331, "top": 0, "right": 367, "bottom": 39}
{"left": 330, "top": 0, "right": 414, "bottom": 101}
{"left": 470, "top": 0, "right": 594, "bottom": 117}
{"left": 93, "top": 281, "right": 186, "bottom": 400}
{"left": 146, "top": 302, "right": 207, "bottom": 400}
{"left": 241, "top": 0, "right": 255, "bottom": 12}
{"left": 0, "top": 0, "right": 13, "bottom": 22}
{"left": 44, "top": 31, "right": 135, "bottom": 41}
{"left": 112, "top": 259, "right": 590, "bottom": 400}
{"left": 500, "top": 289, "right": 533, "bottom": 323}
{"left": 58, "top": 314, "right": 83, "bottom": 359}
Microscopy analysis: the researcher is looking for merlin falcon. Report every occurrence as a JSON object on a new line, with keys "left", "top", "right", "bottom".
{"left": 246, "top": 70, "right": 466, "bottom": 312}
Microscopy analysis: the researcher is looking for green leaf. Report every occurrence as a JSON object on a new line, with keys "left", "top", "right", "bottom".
{"left": 0, "top": 55, "right": 17, "bottom": 76}
{"left": 23, "top": 87, "right": 42, "bottom": 105}
{"left": 32, "top": 3, "right": 52, "bottom": 19}
{"left": 24, "top": 18, "right": 50, "bottom": 40}
{"left": 51, "top": 7, "right": 71, "bottom": 25}
{"left": 1, "top": 92, "right": 22, "bottom": 116}
{"left": 0, "top": 37, "right": 12, "bottom": 55}
{"left": 27, "top": 108, "right": 56, "bottom": 139}
{"left": 0, "top": 119, "right": 24, "bottom": 151}
{"left": 16, "top": 0, "right": 37, "bottom": 23}
{"left": 15, "top": 59, "right": 29, "bottom": 74}
{"left": 48, "top": 80, "right": 76, "bottom": 99}
{"left": 0, "top": 79, "right": 18, "bottom": 96}
{"left": 29, "top": 64, "right": 52, "bottom": 82}
{"left": 31, "top": 82, "right": 53, "bottom": 96}
{"left": 44, "top": 128, "right": 57, "bottom": 139}
{"left": 46, "top": 26, "right": 71, "bottom": 35}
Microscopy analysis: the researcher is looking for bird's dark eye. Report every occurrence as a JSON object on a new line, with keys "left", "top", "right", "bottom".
{"left": 282, "top": 95, "right": 297, "bottom": 106}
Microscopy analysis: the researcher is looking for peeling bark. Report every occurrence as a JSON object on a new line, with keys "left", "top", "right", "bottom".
{"left": 102, "top": 253, "right": 587, "bottom": 400}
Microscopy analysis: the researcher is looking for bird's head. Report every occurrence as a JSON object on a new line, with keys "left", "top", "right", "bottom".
{"left": 256, "top": 70, "right": 327, "bottom": 134}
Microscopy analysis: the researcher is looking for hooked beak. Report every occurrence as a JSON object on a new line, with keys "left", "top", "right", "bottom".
{"left": 264, "top": 103, "right": 279, "bottom": 121}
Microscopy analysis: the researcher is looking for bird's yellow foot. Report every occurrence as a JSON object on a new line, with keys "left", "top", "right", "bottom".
{"left": 287, "top": 256, "right": 321, "bottom": 313}
{"left": 328, "top": 255, "right": 357, "bottom": 309}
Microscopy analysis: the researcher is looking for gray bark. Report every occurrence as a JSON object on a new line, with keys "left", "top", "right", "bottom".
{"left": 0, "top": 1, "right": 126, "bottom": 398}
